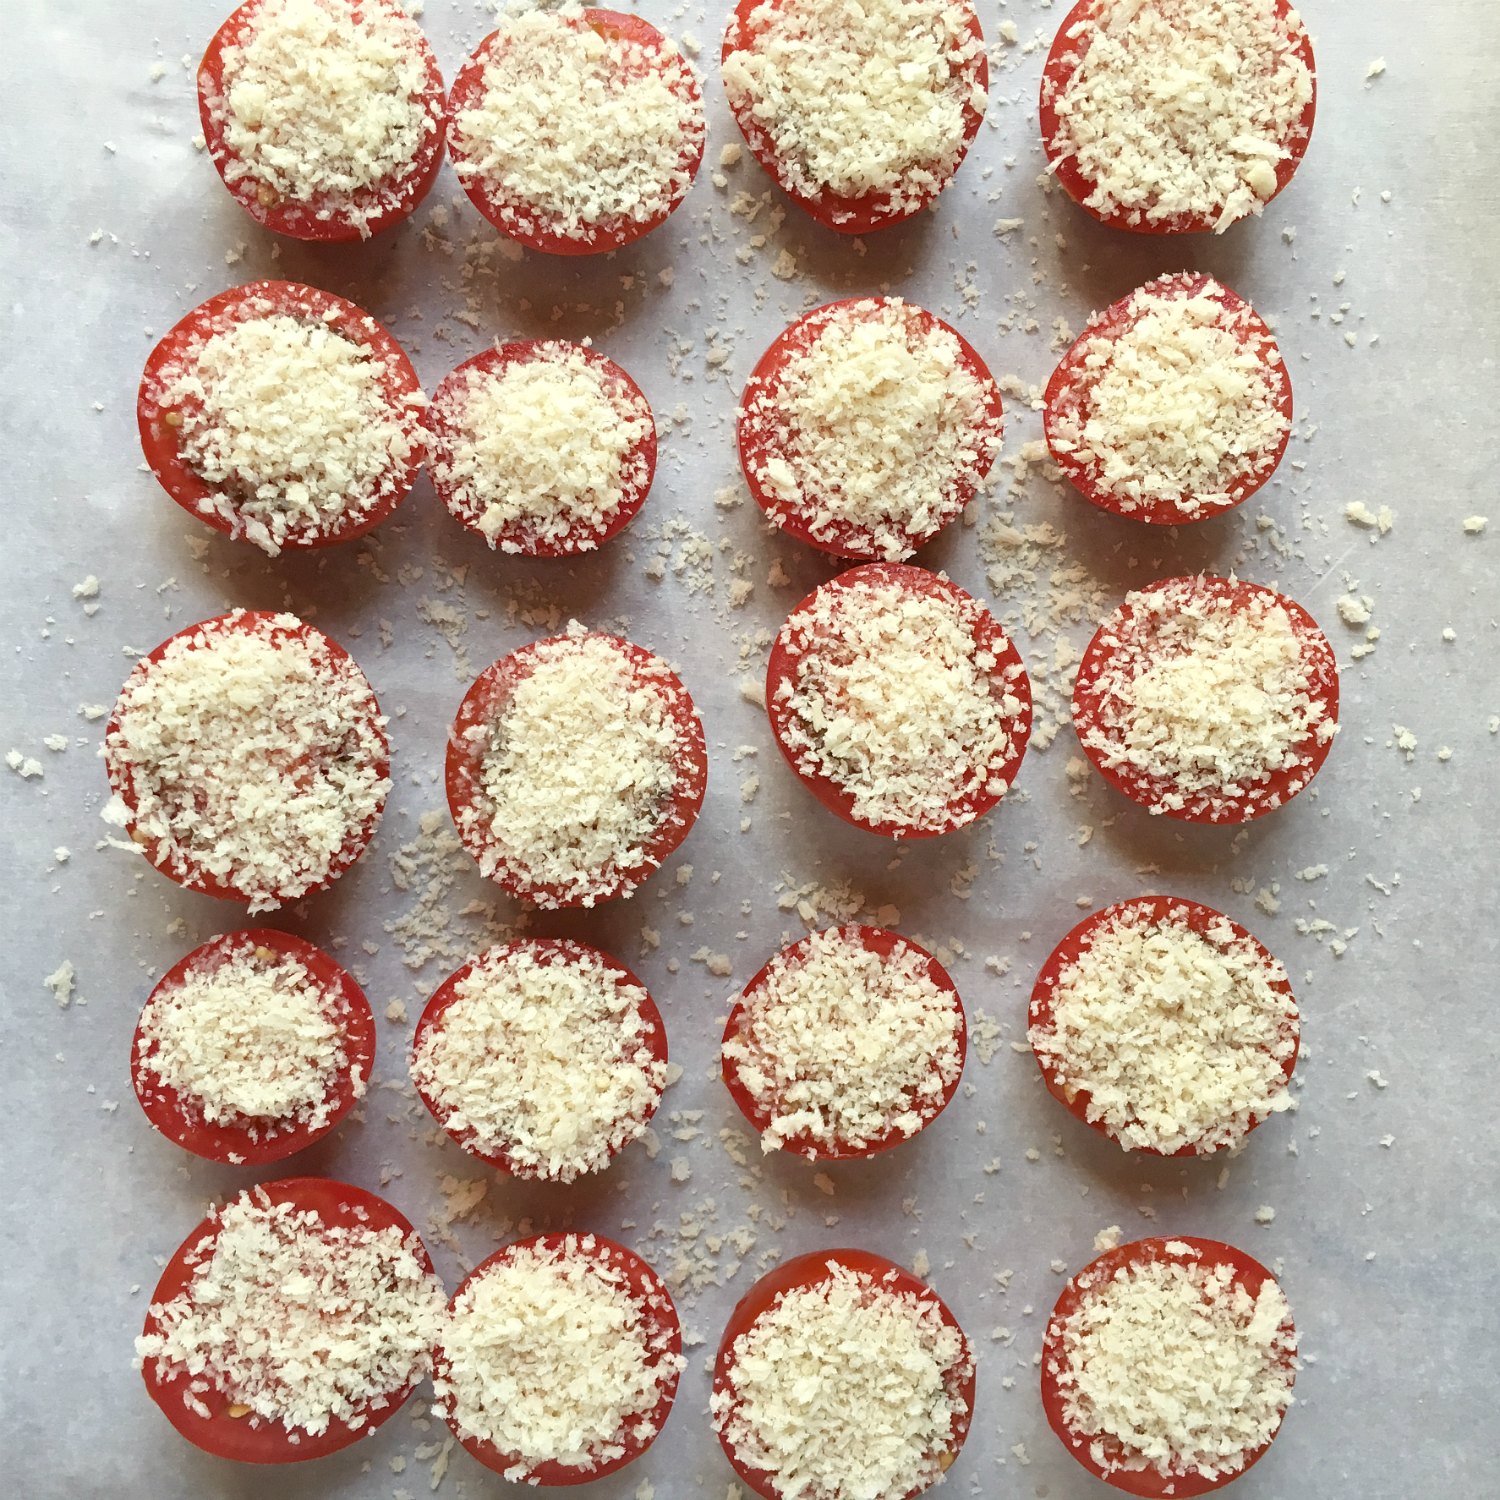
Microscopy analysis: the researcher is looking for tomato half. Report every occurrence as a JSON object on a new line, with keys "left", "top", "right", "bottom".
{"left": 737, "top": 299, "right": 1004, "bottom": 561}
{"left": 411, "top": 939, "right": 667, "bottom": 1178}
{"left": 1040, "top": 1237, "right": 1297, "bottom": 1496}
{"left": 713, "top": 1249, "right": 975, "bottom": 1499}
{"left": 721, "top": 925, "right": 967, "bottom": 1160}
{"left": 104, "top": 611, "right": 391, "bottom": 905}
{"left": 197, "top": 0, "right": 447, "bottom": 242}
{"left": 1039, "top": 0, "right": 1317, "bottom": 235}
{"left": 721, "top": 0, "right": 987, "bottom": 234}
{"left": 429, "top": 342, "right": 656, "bottom": 555}
{"left": 765, "top": 563, "right": 1033, "bottom": 838}
{"left": 137, "top": 280, "right": 426, "bottom": 551}
{"left": 140, "top": 1177, "right": 439, "bottom": 1464}
{"left": 447, "top": 10, "right": 705, "bottom": 255}
{"left": 1070, "top": 576, "right": 1338, "bottom": 824}
{"left": 446, "top": 633, "right": 708, "bottom": 907}
{"left": 1028, "top": 896, "right": 1299, "bottom": 1155}
{"left": 433, "top": 1232, "right": 682, "bottom": 1483}
{"left": 1043, "top": 273, "right": 1293, "bottom": 524}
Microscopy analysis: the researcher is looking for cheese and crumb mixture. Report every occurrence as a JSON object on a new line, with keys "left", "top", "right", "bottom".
{"left": 777, "top": 579, "right": 1024, "bottom": 832}
{"left": 1046, "top": 0, "right": 1314, "bottom": 230}
{"left": 1049, "top": 278, "right": 1289, "bottom": 516}
{"left": 723, "top": 0, "right": 985, "bottom": 214}
{"left": 435, "top": 1237, "right": 683, "bottom": 1475}
{"left": 452, "top": 10, "right": 703, "bottom": 241}
{"left": 434, "top": 345, "right": 651, "bottom": 551}
{"left": 1052, "top": 1246, "right": 1296, "bottom": 1481}
{"left": 411, "top": 945, "right": 665, "bottom": 1180}
{"left": 136, "top": 1193, "right": 443, "bottom": 1435}
{"left": 209, "top": 0, "right": 436, "bottom": 224}
{"left": 746, "top": 301, "right": 1001, "bottom": 559}
{"left": 711, "top": 1262, "right": 970, "bottom": 1500}
{"left": 137, "top": 939, "right": 357, "bottom": 1132}
{"left": 107, "top": 613, "right": 389, "bottom": 912}
{"left": 153, "top": 306, "right": 418, "bottom": 554}
{"left": 1031, "top": 905, "right": 1296, "bottom": 1153}
{"left": 725, "top": 928, "right": 963, "bottom": 1156}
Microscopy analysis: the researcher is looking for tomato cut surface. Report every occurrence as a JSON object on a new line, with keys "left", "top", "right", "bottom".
{"left": 737, "top": 298, "right": 1004, "bottom": 560}
{"left": 197, "top": 0, "right": 447, "bottom": 241}
{"left": 433, "top": 1232, "right": 683, "bottom": 1483}
{"left": 132, "top": 929, "right": 375, "bottom": 1165}
{"left": 140, "top": 1177, "right": 439, "bottom": 1464}
{"left": 1041, "top": 1237, "right": 1297, "bottom": 1496}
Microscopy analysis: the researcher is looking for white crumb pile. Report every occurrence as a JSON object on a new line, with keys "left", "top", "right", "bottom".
{"left": 1050, "top": 1245, "right": 1296, "bottom": 1482}
{"left": 106, "top": 612, "right": 389, "bottom": 912}
{"left": 434, "top": 1236, "right": 683, "bottom": 1476}
{"left": 136, "top": 1192, "right": 443, "bottom": 1435}
{"left": 151, "top": 306, "right": 419, "bottom": 554}
{"left": 136, "top": 938, "right": 357, "bottom": 1133}
{"left": 433, "top": 344, "right": 651, "bottom": 552}
{"left": 724, "top": 928, "right": 964, "bottom": 1156}
{"left": 207, "top": 0, "right": 436, "bottom": 224}
{"left": 1048, "top": 277, "right": 1290, "bottom": 517}
{"left": 743, "top": 299, "right": 1001, "bottom": 560}
{"left": 775, "top": 576, "right": 1026, "bottom": 832}
{"left": 411, "top": 944, "right": 666, "bottom": 1180}
{"left": 711, "top": 1261, "right": 970, "bottom": 1499}
{"left": 451, "top": 10, "right": 703, "bottom": 242}
{"left": 1045, "top": 0, "right": 1314, "bottom": 230}
{"left": 723, "top": 0, "right": 985, "bottom": 216}
{"left": 1030, "top": 904, "right": 1297, "bottom": 1154}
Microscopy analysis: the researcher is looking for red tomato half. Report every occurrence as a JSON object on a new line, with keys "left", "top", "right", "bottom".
{"left": 447, "top": 10, "right": 705, "bottom": 255}
{"left": 722, "top": 0, "right": 988, "bottom": 234}
{"left": 737, "top": 299, "right": 1004, "bottom": 560}
{"left": 1041, "top": 1237, "right": 1297, "bottom": 1496}
{"left": 714, "top": 1249, "right": 975, "bottom": 1499}
{"left": 721, "top": 925, "right": 967, "bottom": 1160}
{"left": 412, "top": 939, "right": 667, "bottom": 1178}
{"left": 140, "top": 1177, "right": 438, "bottom": 1463}
{"left": 1070, "top": 576, "right": 1338, "bottom": 824}
{"left": 1039, "top": 0, "right": 1316, "bottom": 235}
{"left": 131, "top": 929, "right": 375, "bottom": 1165}
{"left": 1043, "top": 273, "right": 1293, "bottom": 524}
{"left": 104, "top": 611, "right": 391, "bottom": 904}
{"left": 137, "top": 281, "right": 426, "bottom": 551}
{"left": 446, "top": 633, "right": 708, "bottom": 907}
{"left": 429, "top": 342, "right": 656, "bottom": 555}
{"left": 1029, "top": 896, "right": 1299, "bottom": 1155}
{"left": 765, "top": 563, "right": 1032, "bottom": 838}
{"left": 197, "top": 0, "right": 447, "bottom": 241}
{"left": 433, "top": 1232, "right": 682, "bottom": 1483}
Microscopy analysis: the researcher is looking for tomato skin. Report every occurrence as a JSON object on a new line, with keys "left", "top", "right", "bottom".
{"left": 721, "top": 0, "right": 988, "bottom": 234}
{"left": 713, "top": 1249, "right": 975, "bottom": 1499}
{"left": 445, "top": 633, "right": 708, "bottom": 908}
{"left": 104, "top": 611, "right": 391, "bottom": 905}
{"left": 1043, "top": 273, "right": 1293, "bottom": 525}
{"left": 765, "top": 563, "right": 1033, "bottom": 839}
{"left": 411, "top": 939, "right": 667, "bottom": 1178}
{"left": 1070, "top": 575, "right": 1339, "bottom": 825}
{"left": 1039, "top": 0, "right": 1317, "bottom": 236}
{"left": 139, "top": 1177, "right": 438, "bottom": 1464}
{"left": 429, "top": 342, "right": 656, "bottom": 555}
{"left": 1040, "top": 1237, "right": 1296, "bottom": 1496}
{"left": 197, "top": 0, "right": 447, "bottom": 242}
{"left": 721, "top": 925, "right": 967, "bottom": 1160}
{"left": 433, "top": 1232, "right": 682, "bottom": 1484}
{"left": 737, "top": 299, "right": 1004, "bottom": 561}
{"left": 1029, "top": 896, "right": 1299, "bottom": 1155}
{"left": 447, "top": 9, "right": 705, "bottom": 255}
{"left": 131, "top": 929, "right": 376, "bottom": 1165}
